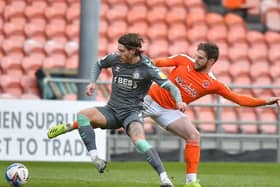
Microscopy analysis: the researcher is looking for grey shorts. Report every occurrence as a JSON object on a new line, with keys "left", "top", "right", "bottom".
{"left": 97, "top": 106, "right": 144, "bottom": 133}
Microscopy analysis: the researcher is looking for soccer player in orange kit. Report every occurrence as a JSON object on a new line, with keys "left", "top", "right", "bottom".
{"left": 47, "top": 42, "right": 279, "bottom": 187}
{"left": 143, "top": 42, "right": 279, "bottom": 187}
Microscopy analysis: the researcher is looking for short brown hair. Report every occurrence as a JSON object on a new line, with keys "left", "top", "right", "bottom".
{"left": 118, "top": 33, "right": 144, "bottom": 55}
{"left": 197, "top": 42, "right": 219, "bottom": 62}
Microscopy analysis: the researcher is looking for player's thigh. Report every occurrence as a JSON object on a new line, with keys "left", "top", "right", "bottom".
{"left": 77, "top": 107, "right": 109, "bottom": 128}
{"left": 168, "top": 116, "right": 199, "bottom": 140}
{"left": 127, "top": 121, "right": 146, "bottom": 143}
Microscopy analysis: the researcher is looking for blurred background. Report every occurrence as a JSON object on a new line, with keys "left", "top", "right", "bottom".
{"left": 0, "top": 0, "right": 280, "bottom": 162}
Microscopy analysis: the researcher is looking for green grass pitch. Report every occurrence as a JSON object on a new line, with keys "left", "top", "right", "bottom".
{"left": 1, "top": 161, "right": 280, "bottom": 187}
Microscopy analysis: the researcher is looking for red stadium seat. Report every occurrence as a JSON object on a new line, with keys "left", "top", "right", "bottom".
{"left": 264, "top": 31, "right": 280, "bottom": 46}
{"left": 252, "top": 74, "right": 273, "bottom": 97}
{"left": 44, "top": 40, "right": 66, "bottom": 57}
{"left": 100, "top": 2, "right": 109, "bottom": 20}
{"left": 44, "top": 2, "right": 67, "bottom": 21}
{"left": 3, "top": 21, "right": 25, "bottom": 36}
{"left": 187, "top": 23, "right": 208, "bottom": 43}
{"left": 213, "top": 57, "right": 230, "bottom": 75}
{"left": 228, "top": 42, "right": 249, "bottom": 61}
{"left": 227, "top": 24, "right": 247, "bottom": 44}
{"left": 24, "top": 1, "right": 46, "bottom": 20}
{"left": 146, "top": 0, "right": 166, "bottom": 8}
{"left": 0, "top": 74, "right": 23, "bottom": 98}
{"left": 65, "top": 41, "right": 79, "bottom": 57}
{"left": 268, "top": 43, "right": 280, "bottom": 62}
{"left": 246, "top": 30, "right": 265, "bottom": 44}
{"left": 232, "top": 73, "right": 254, "bottom": 96}
{"left": 249, "top": 60, "right": 270, "bottom": 78}
{"left": 127, "top": 4, "right": 147, "bottom": 24}
{"left": 185, "top": 0, "right": 205, "bottom": 13}
{"left": 98, "top": 36, "right": 108, "bottom": 58}
{"left": 66, "top": 2, "right": 80, "bottom": 23}
{"left": 168, "top": 23, "right": 188, "bottom": 41}
{"left": 269, "top": 62, "right": 280, "bottom": 80}
{"left": 43, "top": 54, "right": 66, "bottom": 68}
{"left": 238, "top": 108, "right": 259, "bottom": 134}
{"left": 24, "top": 20, "right": 46, "bottom": 42}
{"left": 45, "top": 19, "right": 67, "bottom": 42}
{"left": 165, "top": 0, "right": 184, "bottom": 7}
{"left": 23, "top": 39, "right": 45, "bottom": 56}
{"left": 207, "top": 24, "right": 228, "bottom": 42}
{"left": 220, "top": 108, "right": 240, "bottom": 133}
{"left": 148, "top": 39, "right": 169, "bottom": 58}
{"left": 106, "top": 3, "right": 128, "bottom": 22}
{"left": 216, "top": 41, "right": 229, "bottom": 59}
{"left": 20, "top": 75, "right": 40, "bottom": 95}
{"left": 262, "top": 8, "right": 280, "bottom": 32}
{"left": 0, "top": 1, "right": 6, "bottom": 17}
{"left": 66, "top": 22, "right": 80, "bottom": 42}
{"left": 128, "top": 21, "right": 149, "bottom": 38}
{"left": 168, "top": 40, "right": 189, "bottom": 55}
{"left": 2, "top": 36, "right": 25, "bottom": 55}
{"left": 206, "top": 12, "right": 224, "bottom": 28}
{"left": 186, "top": 13, "right": 205, "bottom": 28}
{"left": 230, "top": 59, "right": 251, "bottom": 77}
{"left": 248, "top": 42, "right": 268, "bottom": 61}
{"left": 107, "top": 20, "right": 128, "bottom": 40}
{"left": 65, "top": 54, "right": 79, "bottom": 69}
{"left": 4, "top": 1, "right": 26, "bottom": 20}
{"left": 196, "top": 107, "right": 216, "bottom": 133}
{"left": 147, "top": 5, "right": 167, "bottom": 24}
{"left": 22, "top": 55, "right": 43, "bottom": 77}
{"left": 1, "top": 55, "right": 23, "bottom": 77}
{"left": 166, "top": 6, "right": 187, "bottom": 24}
{"left": 258, "top": 108, "right": 278, "bottom": 134}
{"left": 147, "top": 21, "right": 168, "bottom": 40}
{"left": 99, "top": 19, "right": 108, "bottom": 38}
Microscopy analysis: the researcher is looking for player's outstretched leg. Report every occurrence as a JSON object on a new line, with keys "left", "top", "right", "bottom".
{"left": 47, "top": 122, "right": 74, "bottom": 139}
{"left": 93, "top": 157, "right": 107, "bottom": 173}
{"left": 183, "top": 180, "right": 201, "bottom": 187}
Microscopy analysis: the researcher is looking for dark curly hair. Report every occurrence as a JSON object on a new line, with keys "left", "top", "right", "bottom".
{"left": 118, "top": 33, "right": 144, "bottom": 56}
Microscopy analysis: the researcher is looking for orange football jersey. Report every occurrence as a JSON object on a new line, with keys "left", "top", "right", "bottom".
{"left": 148, "top": 54, "right": 266, "bottom": 109}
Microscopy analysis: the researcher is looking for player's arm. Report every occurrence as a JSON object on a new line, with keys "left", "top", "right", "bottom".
{"left": 153, "top": 55, "right": 189, "bottom": 67}
{"left": 217, "top": 83, "right": 279, "bottom": 106}
{"left": 161, "top": 80, "right": 187, "bottom": 112}
{"left": 86, "top": 60, "right": 102, "bottom": 96}
{"left": 86, "top": 54, "right": 114, "bottom": 96}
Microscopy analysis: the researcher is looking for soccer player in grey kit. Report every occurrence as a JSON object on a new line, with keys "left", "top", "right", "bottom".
{"left": 48, "top": 33, "right": 187, "bottom": 187}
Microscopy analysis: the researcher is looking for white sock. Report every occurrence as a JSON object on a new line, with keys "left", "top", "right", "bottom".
{"left": 186, "top": 173, "right": 197, "bottom": 183}
{"left": 160, "top": 172, "right": 168, "bottom": 180}
{"left": 89, "top": 150, "right": 98, "bottom": 162}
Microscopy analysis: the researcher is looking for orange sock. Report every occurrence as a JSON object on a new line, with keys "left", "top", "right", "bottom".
{"left": 185, "top": 140, "right": 200, "bottom": 173}
{"left": 73, "top": 121, "right": 78, "bottom": 129}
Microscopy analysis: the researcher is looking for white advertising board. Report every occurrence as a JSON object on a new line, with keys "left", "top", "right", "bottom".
{"left": 0, "top": 99, "right": 106, "bottom": 162}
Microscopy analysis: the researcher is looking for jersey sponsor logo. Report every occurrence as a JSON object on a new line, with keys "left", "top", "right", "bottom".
{"left": 202, "top": 80, "right": 210, "bottom": 88}
{"left": 113, "top": 76, "right": 138, "bottom": 89}
{"left": 115, "top": 66, "right": 121, "bottom": 72}
{"left": 175, "top": 76, "right": 198, "bottom": 97}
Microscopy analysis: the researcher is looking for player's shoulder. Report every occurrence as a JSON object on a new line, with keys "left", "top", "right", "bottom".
{"left": 169, "top": 54, "right": 195, "bottom": 64}
{"left": 141, "top": 55, "right": 156, "bottom": 67}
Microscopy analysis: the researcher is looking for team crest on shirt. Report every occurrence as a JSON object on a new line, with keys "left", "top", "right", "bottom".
{"left": 202, "top": 80, "right": 210, "bottom": 88}
{"left": 158, "top": 72, "right": 167, "bottom": 79}
{"left": 115, "top": 66, "right": 120, "bottom": 72}
{"left": 133, "top": 72, "right": 140, "bottom": 79}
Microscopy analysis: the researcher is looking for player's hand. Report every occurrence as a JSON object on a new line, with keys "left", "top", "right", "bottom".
{"left": 176, "top": 101, "right": 187, "bottom": 112}
{"left": 85, "top": 83, "right": 96, "bottom": 96}
{"left": 265, "top": 97, "right": 280, "bottom": 105}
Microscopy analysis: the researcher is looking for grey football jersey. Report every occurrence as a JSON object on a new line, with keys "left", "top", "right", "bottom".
{"left": 97, "top": 53, "right": 168, "bottom": 115}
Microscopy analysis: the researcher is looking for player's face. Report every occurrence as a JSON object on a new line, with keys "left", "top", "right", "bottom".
{"left": 117, "top": 44, "right": 134, "bottom": 64}
{"left": 194, "top": 50, "right": 209, "bottom": 71}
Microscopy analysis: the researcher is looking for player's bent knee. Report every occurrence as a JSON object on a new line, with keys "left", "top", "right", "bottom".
{"left": 77, "top": 114, "right": 91, "bottom": 127}
{"left": 135, "top": 139, "right": 152, "bottom": 153}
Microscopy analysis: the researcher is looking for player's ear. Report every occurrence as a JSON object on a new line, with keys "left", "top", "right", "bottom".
{"left": 208, "top": 58, "right": 216, "bottom": 65}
